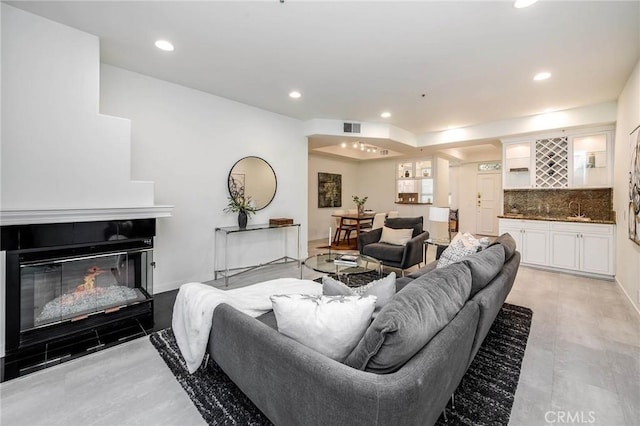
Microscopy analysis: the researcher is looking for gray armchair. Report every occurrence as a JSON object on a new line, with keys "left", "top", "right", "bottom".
{"left": 357, "top": 216, "right": 430, "bottom": 275}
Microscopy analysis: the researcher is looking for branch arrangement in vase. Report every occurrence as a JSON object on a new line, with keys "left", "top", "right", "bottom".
{"left": 352, "top": 195, "right": 368, "bottom": 214}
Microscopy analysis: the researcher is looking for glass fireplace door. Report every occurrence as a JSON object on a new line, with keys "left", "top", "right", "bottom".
{"left": 20, "top": 250, "right": 152, "bottom": 331}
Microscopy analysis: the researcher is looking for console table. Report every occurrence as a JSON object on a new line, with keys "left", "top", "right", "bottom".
{"left": 214, "top": 223, "right": 300, "bottom": 286}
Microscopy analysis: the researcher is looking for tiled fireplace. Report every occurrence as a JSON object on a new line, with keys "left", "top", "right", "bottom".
{"left": 1, "top": 217, "right": 158, "bottom": 381}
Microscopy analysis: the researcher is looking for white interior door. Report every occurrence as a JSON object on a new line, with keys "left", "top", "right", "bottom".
{"left": 476, "top": 173, "right": 501, "bottom": 236}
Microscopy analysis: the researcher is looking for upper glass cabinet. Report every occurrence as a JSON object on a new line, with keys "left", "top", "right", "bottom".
{"left": 504, "top": 142, "right": 533, "bottom": 189}
{"left": 502, "top": 126, "right": 613, "bottom": 189}
{"left": 571, "top": 133, "right": 610, "bottom": 188}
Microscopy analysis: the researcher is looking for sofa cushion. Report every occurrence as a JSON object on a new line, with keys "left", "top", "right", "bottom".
{"left": 270, "top": 294, "right": 376, "bottom": 362}
{"left": 322, "top": 273, "right": 396, "bottom": 316}
{"left": 379, "top": 226, "right": 413, "bottom": 245}
{"left": 436, "top": 239, "right": 479, "bottom": 268}
{"left": 488, "top": 233, "right": 517, "bottom": 261}
{"left": 344, "top": 262, "right": 472, "bottom": 373}
{"left": 384, "top": 217, "right": 423, "bottom": 238}
{"left": 407, "top": 261, "right": 438, "bottom": 279}
{"left": 362, "top": 242, "right": 405, "bottom": 263}
{"left": 462, "top": 244, "right": 506, "bottom": 297}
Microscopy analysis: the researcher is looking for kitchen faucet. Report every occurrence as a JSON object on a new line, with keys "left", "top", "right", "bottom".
{"left": 568, "top": 200, "right": 583, "bottom": 217}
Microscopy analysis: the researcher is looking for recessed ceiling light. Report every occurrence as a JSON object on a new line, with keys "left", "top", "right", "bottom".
{"left": 380, "top": 112, "right": 391, "bottom": 118}
{"left": 514, "top": 0, "right": 538, "bottom": 8}
{"left": 289, "top": 91, "right": 301, "bottom": 99}
{"left": 533, "top": 71, "right": 551, "bottom": 81}
{"left": 352, "top": 142, "right": 358, "bottom": 148}
{"left": 341, "top": 142, "right": 347, "bottom": 148}
{"left": 154, "top": 40, "right": 174, "bottom": 52}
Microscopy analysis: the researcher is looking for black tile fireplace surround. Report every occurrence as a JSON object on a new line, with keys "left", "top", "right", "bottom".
{"left": 1, "top": 218, "right": 156, "bottom": 381}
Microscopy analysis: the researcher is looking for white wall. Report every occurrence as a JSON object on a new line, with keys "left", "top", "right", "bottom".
{"left": 0, "top": 2, "right": 4, "bottom": 357}
{"left": 1, "top": 5, "right": 307, "bottom": 297}
{"left": 101, "top": 65, "right": 307, "bottom": 292}
{"left": 1, "top": 5, "right": 154, "bottom": 209}
{"left": 613, "top": 59, "right": 640, "bottom": 313}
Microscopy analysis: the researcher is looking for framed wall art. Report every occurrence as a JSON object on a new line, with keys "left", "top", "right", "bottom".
{"left": 629, "top": 125, "right": 640, "bottom": 245}
{"left": 318, "top": 172, "right": 342, "bottom": 208}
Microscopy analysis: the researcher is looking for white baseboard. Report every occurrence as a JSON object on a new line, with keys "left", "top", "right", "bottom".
{"left": 616, "top": 276, "right": 640, "bottom": 317}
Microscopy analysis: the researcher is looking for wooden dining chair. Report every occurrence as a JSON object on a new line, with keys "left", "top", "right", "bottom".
{"left": 333, "top": 210, "right": 356, "bottom": 244}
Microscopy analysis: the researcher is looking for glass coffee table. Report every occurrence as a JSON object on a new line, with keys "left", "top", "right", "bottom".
{"left": 303, "top": 253, "right": 382, "bottom": 286}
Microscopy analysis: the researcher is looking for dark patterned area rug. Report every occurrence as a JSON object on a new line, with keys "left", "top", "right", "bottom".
{"left": 317, "top": 270, "right": 390, "bottom": 287}
{"left": 150, "top": 303, "right": 533, "bottom": 426}
{"left": 435, "top": 303, "right": 533, "bottom": 425}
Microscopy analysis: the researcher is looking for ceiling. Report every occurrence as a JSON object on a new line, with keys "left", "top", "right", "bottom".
{"left": 6, "top": 0, "right": 640, "bottom": 162}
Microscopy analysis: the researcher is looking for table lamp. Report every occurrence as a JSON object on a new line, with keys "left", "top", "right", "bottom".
{"left": 429, "top": 206, "right": 451, "bottom": 242}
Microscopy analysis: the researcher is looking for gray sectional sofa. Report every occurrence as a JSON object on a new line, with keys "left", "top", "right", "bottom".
{"left": 207, "top": 233, "right": 521, "bottom": 426}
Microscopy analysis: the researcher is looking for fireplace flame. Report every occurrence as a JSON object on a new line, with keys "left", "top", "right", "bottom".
{"left": 74, "top": 266, "right": 106, "bottom": 293}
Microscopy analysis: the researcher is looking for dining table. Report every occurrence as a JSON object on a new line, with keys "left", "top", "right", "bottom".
{"left": 331, "top": 212, "right": 375, "bottom": 249}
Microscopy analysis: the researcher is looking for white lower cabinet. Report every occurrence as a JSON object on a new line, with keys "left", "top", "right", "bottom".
{"left": 550, "top": 223, "right": 614, "bottom": 276}
{"left": 549, "top": 231, "right": 580, "bottom": 271}
{"left": 498, "top": 219, "right": 549, "bottom": 266}
{"left": 499, "top": 219, "right": 615, "bottom": 278}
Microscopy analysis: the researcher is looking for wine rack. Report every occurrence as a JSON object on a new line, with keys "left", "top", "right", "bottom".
{"left": 535, "top": 137, "right": 568, "bottom": 188}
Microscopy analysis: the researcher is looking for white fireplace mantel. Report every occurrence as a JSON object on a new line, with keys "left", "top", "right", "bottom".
{"left": 0, "top": 206, "right": 174, "bottom": 226}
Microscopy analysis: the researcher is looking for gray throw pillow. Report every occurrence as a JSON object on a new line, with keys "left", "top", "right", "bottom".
{"left": 323, "top": 273, "right": 396, "bottom": 316}
{"left": 462, "top": 244, "right": 505, "bottom": 297}
{"left": 343, "top": 263, "right": 472, "bottom": 373}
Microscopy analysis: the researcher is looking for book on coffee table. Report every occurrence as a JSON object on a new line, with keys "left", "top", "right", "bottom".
{"left": 333, "top": 254, "right": 358, "bottom": 266}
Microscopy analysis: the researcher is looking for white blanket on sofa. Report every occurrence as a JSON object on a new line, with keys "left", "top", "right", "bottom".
{"left": 171, "top": 278, "right": 322, "bottom": 373}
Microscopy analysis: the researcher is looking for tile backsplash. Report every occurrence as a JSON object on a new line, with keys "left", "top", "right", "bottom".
{"left": 503, "top": 188, "right": 613, "bottom": 221}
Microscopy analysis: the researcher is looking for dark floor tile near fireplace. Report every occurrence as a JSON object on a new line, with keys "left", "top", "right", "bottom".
{"left": 153, "top": 289, "right": 178, "bottom": 332}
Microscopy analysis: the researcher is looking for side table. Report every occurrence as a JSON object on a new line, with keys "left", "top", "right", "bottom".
{"left": 214, "top": 223, "right": 300, "bottom": 286}
{"left": 423, "top": 238, "right": 450, "bottom": 263}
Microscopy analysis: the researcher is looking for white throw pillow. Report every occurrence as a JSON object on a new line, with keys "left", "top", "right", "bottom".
{"left": 436, "top": 239, "right": 479, "bottom": 268}
{"left": 270, "top": 294, "right": 376, "bottom": 361}
{"left": 379, "top": 226, "right": 413, "bottom": 245}
{"left": 460, "top": 232, "right": 481, "bottom": 249}
{"left": 322, "top": 272, "right": 396, "bottom": 316}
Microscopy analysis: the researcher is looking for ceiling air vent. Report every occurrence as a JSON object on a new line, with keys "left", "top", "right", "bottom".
{"left": 343, "top": 122, "right": 361, "bottom": 134}
{"left": 379, "top": 149, "right": 389, "bottom": 156}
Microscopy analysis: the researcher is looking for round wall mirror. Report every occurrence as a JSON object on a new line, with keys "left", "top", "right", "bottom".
{"left": 227, "top": 156, "right": 277, "bottom": 210}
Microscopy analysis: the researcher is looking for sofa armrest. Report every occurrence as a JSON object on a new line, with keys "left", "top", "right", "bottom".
{"left": 468, "top": 251, "right": 521, "bottom": 363}
{"left": 358, "top": 227, "right": 383, "bottom": 253}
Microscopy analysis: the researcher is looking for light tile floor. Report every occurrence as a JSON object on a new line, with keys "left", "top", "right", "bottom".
{"left": 507, "top": 267, "right": 639, "bottom": 425}
{"left": 1, "top": 239, "right": 638, "bottom": 425}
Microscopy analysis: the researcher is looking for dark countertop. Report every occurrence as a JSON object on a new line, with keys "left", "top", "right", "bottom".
{"left": 498, "top": 215, "right": 616, "bottom": 225}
